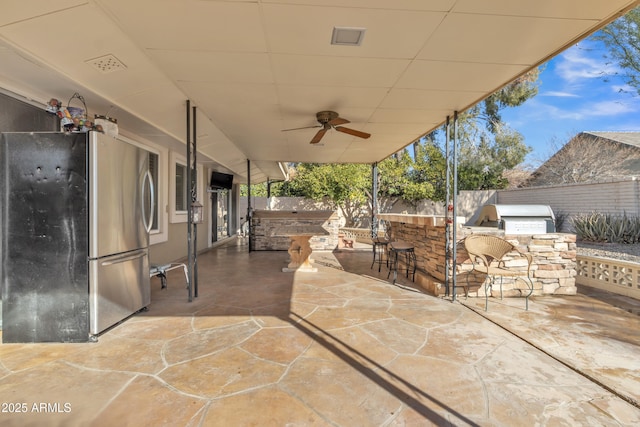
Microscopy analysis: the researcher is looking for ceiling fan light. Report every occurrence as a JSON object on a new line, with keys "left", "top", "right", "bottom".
{"left": 331, "top": 27, "right": 366, "bottom": 46}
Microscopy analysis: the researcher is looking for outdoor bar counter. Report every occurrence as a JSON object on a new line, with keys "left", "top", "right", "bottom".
{"left": 377, "top": 213, "right": 577, "bottom": 297}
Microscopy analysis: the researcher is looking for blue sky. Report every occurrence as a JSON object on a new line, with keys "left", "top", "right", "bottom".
{"left": 501, "top": 38, "right": 640, "bottom": 166}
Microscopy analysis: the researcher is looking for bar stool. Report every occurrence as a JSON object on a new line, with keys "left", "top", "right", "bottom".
{"left": 387, "top": 241, "right": 417, "bottom": 284}
{"left": 371, "top": 220, "right": 391, "bottom": 272}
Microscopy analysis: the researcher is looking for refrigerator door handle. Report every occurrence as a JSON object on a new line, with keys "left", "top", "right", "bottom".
{"left": 142, "top": 170, "right": 155, "bottom": 234}
{"left": 100, "top": 250, "right": 147, "bottom": 266}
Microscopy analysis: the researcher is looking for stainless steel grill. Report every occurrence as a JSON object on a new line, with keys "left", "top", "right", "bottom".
{"left": 470, "top": 204, "right": 555, "bottom": 235}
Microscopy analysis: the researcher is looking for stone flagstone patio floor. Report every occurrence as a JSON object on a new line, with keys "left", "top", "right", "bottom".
{"left": 0, "top": 240, "right": 639, "bottom": 426}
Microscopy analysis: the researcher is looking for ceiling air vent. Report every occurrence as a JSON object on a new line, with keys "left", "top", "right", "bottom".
{"left": 331, "top": 27, "right": 366, "bottom": 46}
{"left": 85, "top": 54, "right": 127, "bottom": 73}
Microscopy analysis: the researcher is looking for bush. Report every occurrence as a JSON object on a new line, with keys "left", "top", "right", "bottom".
{"left": 571, "top": 212, "right": 640, "bottom": 243}
{"left": 554, "top": 210, "right": 567, "bottom": 232}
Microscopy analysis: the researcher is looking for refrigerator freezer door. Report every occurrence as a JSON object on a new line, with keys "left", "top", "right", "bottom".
{"left": 1, "top": 132, "right": 90, "bottom": 342}
{"left": 89, "top": 132, "right": 149, "bottom": 258}
{"left": 89, "top": 249, "right": 150, "bottom": 335}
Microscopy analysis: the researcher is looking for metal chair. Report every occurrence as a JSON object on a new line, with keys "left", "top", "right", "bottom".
{"left": 150, "top": 263, "right": 189, "bottom": 289}
{"left": 387, "top": 240, "right": 417, "bottom": 284}
{"left": 371, "top": 219, "right": 391, "bottom": 272}
{"left": 463, "top": 234, "right": 534, "bottom": 311}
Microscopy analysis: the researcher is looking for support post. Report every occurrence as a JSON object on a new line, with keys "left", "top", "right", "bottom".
{"left": 371, "top": 162, "right": 378, "bottom": 239}
{"left": 452, "top": 111, "right": 459, "bottom": 300}
{"left": 247, "top": 159, "right": 252, "bottom": 252}
{"left": 186, "top": 100, "right": 193, "bottom": 302}
{"left": 192, "top": 105, "right": 198, "bottom": 298}
{"left": 444, "top": 116, "right": 451, "bottom": 296}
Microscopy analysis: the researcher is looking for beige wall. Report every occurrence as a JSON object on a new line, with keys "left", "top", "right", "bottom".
{"left": 225, "top": 179, "right": 640, "bottom": 255}
{"left": 240, "top": 191, "right": 498, "bottom": 228}
{"left": 149, "top": 171, "right": 239, "bottom": 266}
{"left": 149, "top": 221, "right": 211, "bottom": 266}
{"left": 497, "top": 179, "right": 640, "bottom": 231}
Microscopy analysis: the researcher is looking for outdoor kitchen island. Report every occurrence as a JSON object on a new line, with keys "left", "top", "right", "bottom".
{"left": 377, "top": 213, "right": 577, "bottom": 298}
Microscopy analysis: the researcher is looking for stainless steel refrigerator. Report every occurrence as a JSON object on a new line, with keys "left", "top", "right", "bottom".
{"left": 1, "top": 131, "right": 153, "bottom": 342}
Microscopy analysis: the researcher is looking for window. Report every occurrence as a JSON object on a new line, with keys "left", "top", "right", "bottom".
{"left": 170, "top": 151, "right": 203, "bottom": 223}
{"left": 175, "top": 162, "right": 188, "bottom": 211}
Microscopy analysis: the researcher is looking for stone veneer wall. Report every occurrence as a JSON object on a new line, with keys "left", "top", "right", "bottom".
{"left": 378, "top": 214, "right": 577, "bottom": 297}
{"left": 251, "top": 210, "right": 340, "bottom": 251}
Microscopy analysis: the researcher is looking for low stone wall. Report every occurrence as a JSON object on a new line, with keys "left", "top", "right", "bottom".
{"left": 251, "top": 210, "right": 340, "bottom": 251}
{"left": 339, "top": 227, "right": 379, "bottom": 245}
{"left": 378, "top": 214, "right": 577, "bottom": 297}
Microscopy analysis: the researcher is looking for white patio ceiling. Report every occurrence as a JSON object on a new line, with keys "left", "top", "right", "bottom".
{"left": 1, "top": 0, "right": 638, "bottom": 183}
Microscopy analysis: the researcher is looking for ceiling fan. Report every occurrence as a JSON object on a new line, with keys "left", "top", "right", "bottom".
{"left": 282, "top": 111, "right": 371, "bottom": 144}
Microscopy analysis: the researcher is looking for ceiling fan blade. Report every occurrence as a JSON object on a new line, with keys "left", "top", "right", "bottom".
{"left": 335, "top": 126, "right": 371, "bottom": 139}
{"left": 282, "top": 124, "right": 322, "bottom": 132}
{"left": 310, "top": 128, "right": 328, "bottom": 144}
{"left": 329, "top": 117, "right": 350, "bottom": 126}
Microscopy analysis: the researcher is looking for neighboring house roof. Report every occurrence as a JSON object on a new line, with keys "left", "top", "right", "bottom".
{"left": 582, "top": 131, "right": 640, "bottom": 148}
{"left": 522, "top": 131, "right": 640, "bottom": 187}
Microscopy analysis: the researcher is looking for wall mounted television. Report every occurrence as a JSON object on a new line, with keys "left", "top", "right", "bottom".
{"left": 210, "top": 171, "right": 233, "bottom": 189}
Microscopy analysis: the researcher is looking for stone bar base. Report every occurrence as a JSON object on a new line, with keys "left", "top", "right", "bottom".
{"left": 378, "top": 213, "right": 577, "bottom": 297}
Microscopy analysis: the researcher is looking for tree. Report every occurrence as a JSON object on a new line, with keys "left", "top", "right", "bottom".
{"left": 240, "top": 182, "right": 268, "bottom": 197}
{"left": 458, "top": 71, "right": 537, "bottom": 190}
{"left": 376, "top": 150, "right": 435, "bottom": 211}
{"left": 592, "top": 7, "right": 640, "bottom": 95}
{"left": 275, "top": 152, "right": 436, "bottom": 225}
{"left": 416, "top": 69, "right": 538, "bottom": 199}
{"left": 502, "top": 165, "right": 534, "bottom": 189}
{"left": 276, "top": 163, "right": 371, "bottom": 226}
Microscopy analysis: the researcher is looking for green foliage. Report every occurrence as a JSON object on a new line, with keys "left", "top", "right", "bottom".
{"left": 462, "top": 73, "right": 536, "bottom": 184}
{"left": 480, "top": 69, "right": 541, "bottom": 132}
{"left": 274, "top": 164, "right": 372, "bottom": 226}
{"left": 571, "top": 212, "right": 640, "bottom": 243}
{"left": 378, "top": 150, "right": 435, "bottom": 206}
{"left": 457, "top": 126, "right": 530, "bottom": 191}
{"left": 240, "top": 182, "right": 268, "bottom": 197}
{"left": 276, "top": 163, "right": 370, "bottom": 208}
{"left": 592, "top": 7, "right": 640, "bottom": 95}
{"left": 419, "top": 69, "right": 537, "bottom": 198}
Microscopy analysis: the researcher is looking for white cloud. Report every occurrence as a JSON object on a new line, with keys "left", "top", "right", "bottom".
{"left": 611, "top": 83, "right": 636, "bottom": 94}
{"left": 540, "top": 91, "right": 579, "bottom": 97}
{"left": 551, "top": 100, "right": 638, "bottom": 121}
{"left": 584, "top": 100, "right": 638, "bottom": 116}
{"left": 555, "top": 44, "right": 619, "bottom": 84}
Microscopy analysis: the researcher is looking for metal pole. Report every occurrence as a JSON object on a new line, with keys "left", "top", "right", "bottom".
{"left": 452, "top": 111, "right": 459, "bottom": 301}
{"left": 371, "top": 162, "right": 378, "bottom": 239}
{"left": 192, "top": 105, "right": 198, "bottom": 298}
{"left": 247, "top": 159, "right": 252, "bottom": 252}
{"left": 186, "top": 100, "right": 193, "bottom": 302}
{"left": 444, "top": 116, "right": 451, "bottom": 297}
{"left": 266, "top": 178, "right": 272, "bottom": 210}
